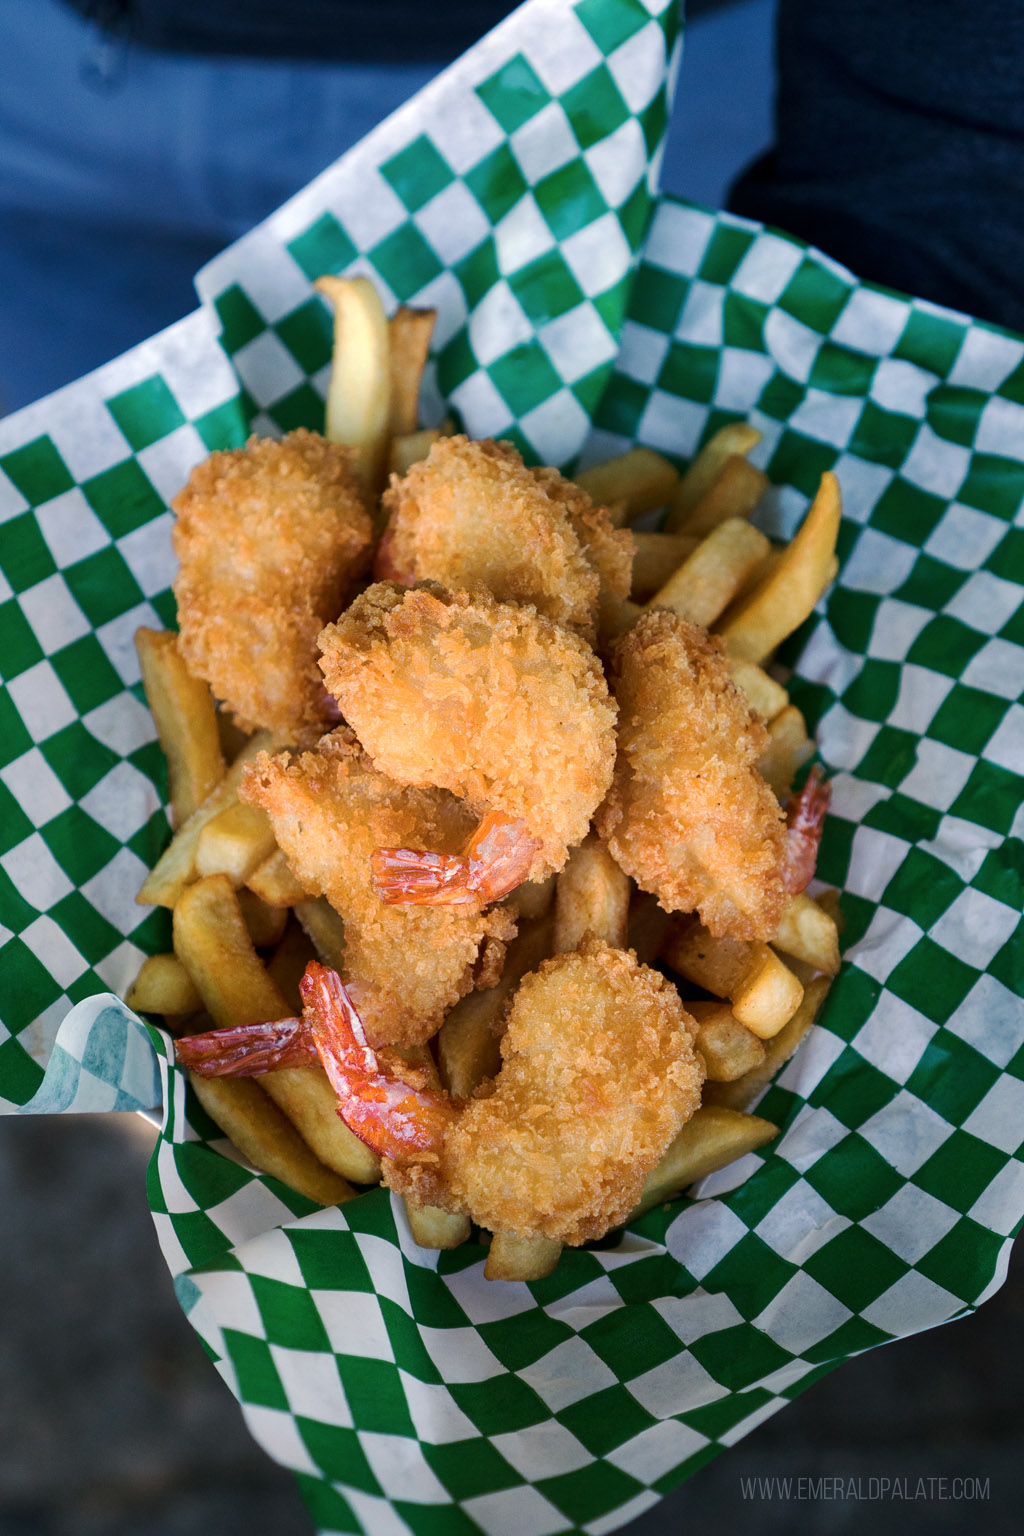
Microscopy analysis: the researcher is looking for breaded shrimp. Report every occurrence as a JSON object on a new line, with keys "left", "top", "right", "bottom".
{"left": 239, "top": 730, "right": 515, "bottom": 1049}
{"left": 172, "top": 430, "right": 372, "bottom": 740}
{"left": 597, "top": 610, "right": 792, "bottom": 940}
{"left": 180, "top": 943, "right": 705, "bottom": 1247}
{"left": 375, "top": 436, "right": 633, "bottom": 645}
{"left": 317, "top": 582, "right": 618, "bottom": 901}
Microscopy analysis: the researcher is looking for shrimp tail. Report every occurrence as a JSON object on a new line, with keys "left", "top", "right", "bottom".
{"left": 371, "top": 809, "right": 542, "bottom": 907}
{"left": 781, "top": 764, "right": 831, "bottom": 894}
{"left": 175, "top": 1017, "right": 315, "bottom": 1075}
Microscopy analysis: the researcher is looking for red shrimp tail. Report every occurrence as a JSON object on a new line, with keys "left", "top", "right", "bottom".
{"left": 300, "top": 961, "right": 453, "bottom": 1160}
{"left": 175, "top": 1017, "right": 314, "bottom": 1076}
{"left": 371, "top": 811, "right": 542, "bottom": 907}
{"left": 782, "top": 764, "right": 832, "bottom": 894}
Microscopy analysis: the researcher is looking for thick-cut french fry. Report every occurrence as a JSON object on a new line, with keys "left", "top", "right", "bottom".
{"left": 316, "top": 274, "right": 391, "bottom": 503}
{"left": 388, "top": 307, "right": 436, "bottom": 436}
{"left": 771, "top": 892, "right": 841, "bottom": 976}
{"left": 645, "top": 517, "right": 771, "bottom": 629}
{"left": 188, "top": 1072, "right": 353, "bottom": 1207}
{"left": 485, "top": 1231, "right": 562, "bottom": 1282}
{"left": 554, "top": 834, "right": 630, "bottom": 953}
{"left": 126, "top": 953, "right": 201, "bottom": 1016}
{"left": 236, "top": 888, "right": 289, "bottom": 949}
{"left": 294, "top": 897, "right": 346, "bottom": 973}
{"left": 756, "top": 705, "right": 815, "bottom": 801}
{"left": 662, "top": 918, "right": 804, "bottom": 1039}
{"left": 727, "top": 657, "right": 789, "bottom": 722}
{"left": 629, "top": 531, "right": 699, "bottom": 599}
{"left": 613, "top": 598, "right": 644, "bottom": 636}
{"left": 267, "top": 921, "right": 317, "bottom": 1013}
{"left": 665, "top": 453, "right": 768, "bottom": 538}
{"left": 575, "top": 447, "right": 679, "bottom": 523}
{"left": 247, "top": 847, "right": 311, "bottom": 908}
{"left": 137, "top": 733, "right": 271, "bottom": 909}
{"left": 135, "top": 628, "right": 225, "bottom": 826}
{"left": 195, "top": 800, "right": 277, "bottom": 887}
{"left": 704, "top": 973, "right": 832, "bottom": 1112}
{"left": 688, "top": 1001, "right": 767, "bottom": 1081}
{"left": 394, "top": 1045, "right": 471, "bottom": 1251}
{"left": 670, "top": 423, "right": 762, "bottom": 523}
{"left": 506, "top": 874, "right": 556, "bottom": 922}
{"left": 630, "top": 1104, "right": 778, "bottom": 1218}
{"left": 388, "top": 427, "right": 440, "bottom": 477}
{"left": 719, "top": 471, "right": 842, "bottom": 663}
{"left": 436, "top": 916, "right": 554, "bottom": 1099}
{"left": 173, "top": 875, "right": 380, "bottom": 1184}
{"left": 626, "top": 891, "right": 673, "bottom": 966}
{"left": 604, "top": 497, "right": 629, "bottom": 529}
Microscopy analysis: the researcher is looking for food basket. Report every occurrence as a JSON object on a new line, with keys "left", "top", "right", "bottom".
{"left": 1, "top": 1, "right": 1022, "bottom": 1532}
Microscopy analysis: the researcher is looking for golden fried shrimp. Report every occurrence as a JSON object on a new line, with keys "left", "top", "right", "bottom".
{"left": 375, "top": 436, "right": 633, "bottom": 645}
{"left": 172, "top": 430, "right": 372, "bottom": 740}
{"left": 239, "top": 731, "right": 514, "bottom": 1048}
{"left": 180, "top": 944, "right": 705, "bottom": 1247}
{"left": 318, "top": 582, "right": 618, "bottom": 902}
{"left": 598, "top": 610, "right": 808, "bottom": 941}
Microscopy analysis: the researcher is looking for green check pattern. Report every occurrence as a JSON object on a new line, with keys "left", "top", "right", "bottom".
{"left": 2, "top": 0, "right": 1023, "bottom": 1531}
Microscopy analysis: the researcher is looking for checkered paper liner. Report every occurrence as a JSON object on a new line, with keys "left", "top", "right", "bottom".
{"left": 1, "top": 7, "right": 1023, "bottom": 1536}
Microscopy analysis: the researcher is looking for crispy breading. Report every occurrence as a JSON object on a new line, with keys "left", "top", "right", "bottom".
{"left": 318, "top": 582, "right": 618, "bottom": 883}
{"left": 597, "top": 609, "right": 788, "bottom": 939}
{"left": 375, "top": 436, "right": 633, "bottom": 644}
{"left": 172, "top": 430, "right": 372, "bottom": 739}
{"left": 385, "top": 939, "right": 704, "bottom": 1244}
{"left": 239, "top": 731, "right": 515, "bottom": 1048}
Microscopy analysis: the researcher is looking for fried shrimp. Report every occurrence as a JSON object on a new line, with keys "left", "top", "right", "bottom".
{"left": 179, "top": 943, "right": 705, "bottom": 1247}
{"left": 375, "top": 436, "right": 633, "bottom": 644}
{"left": 597, "top": 610, "right": 826, "bottom": 940}
{"left": 239, "top": 731, "right": 514, "bottom": 1048}
{"left": 172, "top": 430, "right": 372, "bottom": 740}
{"left": 318, "top": 582, "right": 618, "bottom": 903}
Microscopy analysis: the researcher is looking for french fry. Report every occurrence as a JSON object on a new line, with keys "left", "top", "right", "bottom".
{"left": 630, "top": 1104, "right": 778, "bottom": 1218}
{"left": 704, "top": 973, "right": 832, "bottom": 1112}
{"left": 575, "top": 447, "right": 678, "bottom": 524}
{"left": 294, "top": 897, "right": 347, "bottom": 973}
{"left": 629, "top": 531, "right": 698, "bottom": 599}
{"left": 316, "top": 274, "right": 391, "bottom": 504}
{"left": 388, "top": 427, "right": 440, "bottom": 477}
{"left": 718, "top": 471, "right": 842, "bottom": 663}
{"left": 394, "top": 1045, "right": 471, "bottom": 1251}
{"left": 388, "top": 307, "right": 436, "bottom": 436}
{"left": 604, "top": 497, "right": 629, "bottom": 529}
{"left": 664, "top": 453, "right": 768, "bottom": 538}
{"left": 246, "top": 847, "right": 311, "bottom": 908}
{"left": 612, "top": 598, "right": 644, "bottom": 636}
{"left": 485, "top": 1231, "right": 562, "bottom": 1282}
{"left": 662, "top": 917, "right": 804, "bottom": 1039}
{"left": 727, "top": 657, "right": 789, "bottom": 722}
{"left": 173, "top": 875, "right": 380, "bottom": 1184}
{"left": 669, "top": 422, "right": 762, "bottom": 524}
{"left": 771, "top": 892, "right": 841, "bottom": 976}
{"left": 553, "top": 834, "right": 630, "bottom": 953}
{"left": 195, "top": 800, "right": 277, "bottom": 886}
{"left": 506, "top": 874, "right": 557, "bottom": 922}
{"left": 267, "top": 921, "right": 317, "bottom": 1013}
{"left": 126, "top": 953, "right": 201, "bottom": 1016}
{"left": 135, "top": 628, "right": 225, "bottom": 826}
{"left": 688, "top": 1001, "right": 767, "bottom": 1082}
{"left": 645, "top": 517, "right": 771, "bottom": 629}
{"left": 136, "top": 733, "right": 271, "bottom": 909}
{"left": 756, "top": 705, "right": 815, "bottom": 801}
{"left": 236, "top": 889, "right": 289, "bottom": 949}
{"left": 436, "top": 916, "right": 554, "bottom": 1099}
{"left": 187, "top": 1072, "right": 353, "bottom": 1207}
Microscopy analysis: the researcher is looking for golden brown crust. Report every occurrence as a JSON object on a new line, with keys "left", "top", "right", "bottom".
{"left": 318, "top": 582, "right": 618, "bottom": 882}
{"left": 239, "top": 731, "right": 515, "bottom": 1048}
{"left": 596, "top": 610, "right": 787, "bottom": 939}
{"left": 172, "top": 431, "right": 372, "bottom": 738}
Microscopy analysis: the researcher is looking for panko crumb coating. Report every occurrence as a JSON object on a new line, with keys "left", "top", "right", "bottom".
{"left": 318, "top": 582, "right": 618, "bottom": 884}
{"left": 385, "top": 938, "right": 705, "bottom": 1244}
{"left": 172, "top": 430, "right": 372, "bottom": 739}
{"left": 376, "top": 436, "right": 633, "bottom": 645}
{"left": 240, "top": 730, "right": 515, "bottom": 1049}
{"left": 597, "top": 609, "right": 788, "bottom": 940}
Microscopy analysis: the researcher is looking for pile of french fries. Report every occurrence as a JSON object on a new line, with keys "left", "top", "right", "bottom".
{"left": 127, "top": 275, "right": 843, "bottom": 1281}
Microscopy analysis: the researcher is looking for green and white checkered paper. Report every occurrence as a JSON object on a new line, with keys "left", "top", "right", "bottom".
{"left": 1, "top": 2, "right": 1023, "bottom": 1533}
